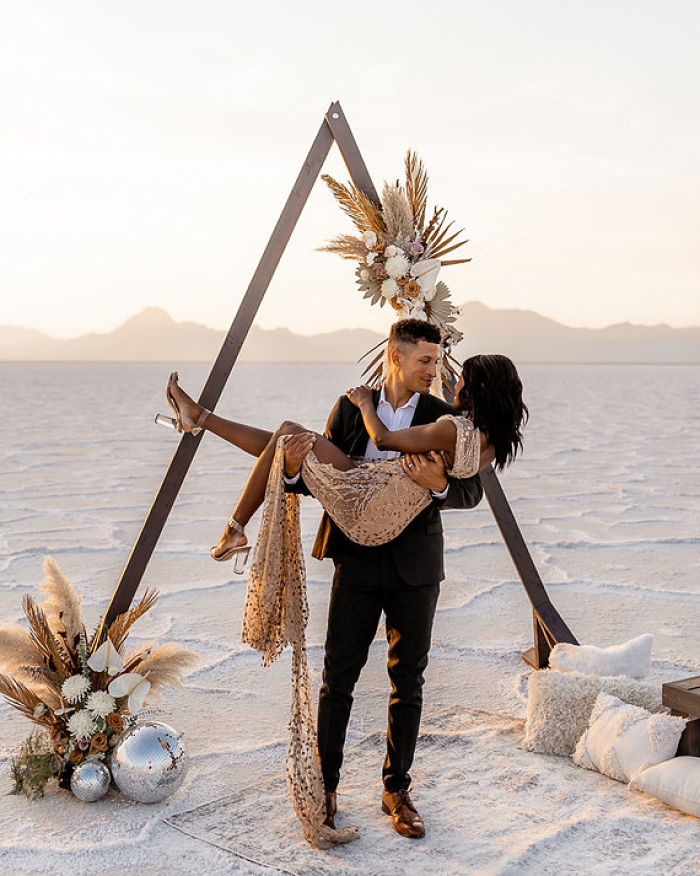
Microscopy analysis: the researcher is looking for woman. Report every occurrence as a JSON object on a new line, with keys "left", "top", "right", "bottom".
{"left": 160, "top": 353, "right": 527, "bottom": 570}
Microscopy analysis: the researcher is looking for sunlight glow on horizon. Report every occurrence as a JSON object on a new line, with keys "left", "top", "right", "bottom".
{"left": 2, "top": 2, "right": 699, "bottom": 339}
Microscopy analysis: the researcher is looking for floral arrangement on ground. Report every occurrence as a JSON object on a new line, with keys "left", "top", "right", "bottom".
{"left": 0, "top": 556, "right": 198, "bottom": 798}
{"left": 318, "top": 149, "right": 469, "bottom": 389}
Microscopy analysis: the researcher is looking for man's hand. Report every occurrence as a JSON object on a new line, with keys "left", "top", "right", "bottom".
{"left": 402, "top": 451, "right": 448, "bottom": 493}
{"left": 284, "top": 432, "right": 316, "bottom": 478}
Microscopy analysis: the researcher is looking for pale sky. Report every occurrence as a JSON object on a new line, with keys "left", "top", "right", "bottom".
{"left": 2, "top": 1, "right": 699, "bottom": 339}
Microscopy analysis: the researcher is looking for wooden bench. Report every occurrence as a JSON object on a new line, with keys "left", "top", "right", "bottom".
{"left": 662, "top": 675, "right": 700, "bottom": 756}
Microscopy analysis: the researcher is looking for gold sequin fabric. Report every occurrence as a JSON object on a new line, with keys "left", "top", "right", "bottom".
{"left": 242, "top": 438, "right": 359, "bottom": 848}
{"left": 241, "top": 414, "right": 479, "bottom": 847}
{"left": 301, "top": 413, "right": 480, "bottom": 546}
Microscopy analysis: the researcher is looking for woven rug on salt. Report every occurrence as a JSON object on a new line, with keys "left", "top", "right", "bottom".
{"left": 164, "top": 707, "right": 697, "bottom": 876}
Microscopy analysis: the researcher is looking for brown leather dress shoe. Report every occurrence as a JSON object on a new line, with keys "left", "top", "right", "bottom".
{"left": 381, "top": 788, "right": 425, "bottom": 838}
{"left": 323, "top": 791, "right": 337, "bottom": 829}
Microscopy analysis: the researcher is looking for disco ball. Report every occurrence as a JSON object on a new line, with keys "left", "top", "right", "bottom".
{"left": 110, "top": 721, "right": 188, "bottom": 803}
{"left": 70, "top": 759, "right": 111, "bottom": 802}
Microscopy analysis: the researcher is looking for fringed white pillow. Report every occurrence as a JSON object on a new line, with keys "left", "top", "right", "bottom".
{"left": 522, "top": 669, "right": 664, "bottom": 756}
{"left": 549, "top": 634, "right": 653, "bottom": 679}
{"left": 573, "top": 692, "right": 687, "bottom": 783}
{"left": 630, "top": 756, "right": 700, "bottom": 818}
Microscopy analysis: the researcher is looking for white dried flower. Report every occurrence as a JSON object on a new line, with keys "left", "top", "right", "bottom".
{"left": 385, "top": 254, "right": 410, "bottom": 280}
{"left": 67, "top": 708, "right": 96, "bottom": 740}
{"left": 86, "top": 690, "right": 116, "bottom": 718}
{"left": 384, "top": 244, "right": 400, "bottom": 258}
{"left": 408, "top": 304, "right": 428, "bottom": 320}
{"left": 381, "top": 278, "right": 400, "bottom": 299}
{"left": 33, "top": 702, "right": 48, "bottom": 719}
{"left": 360, "top": 269, "right": 370, "bottom": 281}
{"left": 365, "top": 252, "right": 377, "bottom": 266}
{"left": 410, "top": 258, "right": 441, "bottom": 297}
{"left": 362, "top": 230, "right": 377, "bottom": 249}
{"left": 61, "top": 674, "right": 90, "bottom": 704}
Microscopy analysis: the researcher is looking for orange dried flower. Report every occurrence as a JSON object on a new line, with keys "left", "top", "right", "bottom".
{"left": 89, "top": 732, "right": 108, "bottom": 754}
{"left": 106, "top": 712, "right": 124, "bottom": 733}
{"left": 403, "top": 280, "right": 421, "bottom": 298}
{"left": 69, "top": 747, "right": 84, "bottom": 765}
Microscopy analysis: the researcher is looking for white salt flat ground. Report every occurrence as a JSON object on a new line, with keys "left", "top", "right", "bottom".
{"left": 0, "top": 363, "right": 698, "bottom": 874}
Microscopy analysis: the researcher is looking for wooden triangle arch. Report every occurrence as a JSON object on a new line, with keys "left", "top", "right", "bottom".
{"left": 94, "top": 100, "right": 577, "bottom": 668}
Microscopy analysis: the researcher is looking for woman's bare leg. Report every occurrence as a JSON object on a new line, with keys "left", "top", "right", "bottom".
{"left": 165, "top": 376, "right": 355, "bottom": 557}
{"left": 168, "top": 376, "right": 272, "bottom": 456}
{"left": 212, "top": 421, "right": 355, "bottom": 558}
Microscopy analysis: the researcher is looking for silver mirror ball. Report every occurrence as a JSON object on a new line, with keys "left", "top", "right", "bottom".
{"left": 70, "top": 760, "right": 111, "bottom": 802}
{"left": 110, "top": 721, "right": 189, "bottom": 803}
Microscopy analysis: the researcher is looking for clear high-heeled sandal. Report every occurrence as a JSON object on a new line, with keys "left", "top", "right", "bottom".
{"left": 155, "top": 371, "right": 211, "bottom": 436}
{"left": 210, "top": 515, "right": 251, "bottom": 575}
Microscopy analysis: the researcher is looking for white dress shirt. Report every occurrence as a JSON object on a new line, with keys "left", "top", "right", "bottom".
{"left": 364, "top": 384, "right": 419, "bottom": 459}
{"left": 285, "top": 385, "right": 449, "bottom": 500}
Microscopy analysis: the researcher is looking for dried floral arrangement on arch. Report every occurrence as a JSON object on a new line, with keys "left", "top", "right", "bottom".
{"left": 318, "top": 149, "right": 469, "bottom": 389}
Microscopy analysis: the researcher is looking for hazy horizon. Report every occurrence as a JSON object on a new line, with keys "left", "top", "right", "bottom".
{"left": 4, "top": 300, "right": 699, "bottom": 340}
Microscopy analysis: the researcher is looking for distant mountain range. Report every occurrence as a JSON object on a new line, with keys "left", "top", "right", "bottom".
{"left": 0, "top": 303, "right": 698, "bottom": 363}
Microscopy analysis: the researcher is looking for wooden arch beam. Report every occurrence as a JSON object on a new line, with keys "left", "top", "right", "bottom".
{"left": 93, "top": 100, "right": 576, "bottom": 667}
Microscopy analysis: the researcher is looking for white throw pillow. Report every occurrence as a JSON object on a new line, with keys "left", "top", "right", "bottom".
{"left": 549, "top": 634, "right": 653, "bottom": 679}
{"left": 523, "top": 669, "right": 664, "bottom": 756}
{"left": 573, "top": 692, "right": 687, "bottom": 783}
{"left": 629, "top": 756, "right": 700, "bottom": 818}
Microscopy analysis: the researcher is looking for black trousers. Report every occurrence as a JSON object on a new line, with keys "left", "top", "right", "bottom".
{"left": 316, "top": 549, "right": 440, "bottom": 793}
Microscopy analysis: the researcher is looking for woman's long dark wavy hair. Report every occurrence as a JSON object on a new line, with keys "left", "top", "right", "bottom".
{"left": 455, "top": 354, "right": 528, "bottom": 471}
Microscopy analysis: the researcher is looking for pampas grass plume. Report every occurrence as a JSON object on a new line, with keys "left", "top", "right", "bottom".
{"left": 134, "top": 643, "right": 199, "bottom": 693}
{"left": 38, "top": 556, "right": 84, "bottom": 642}
{"left": 0, "top": 623, "right": 40, "bottom": 675}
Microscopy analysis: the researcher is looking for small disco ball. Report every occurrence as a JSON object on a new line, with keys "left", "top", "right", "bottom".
{"left": 70, "top": 759, "right": 111, "bottom": 802}
{"left": 110, "top": 721, "right": 188, "bottom": 803}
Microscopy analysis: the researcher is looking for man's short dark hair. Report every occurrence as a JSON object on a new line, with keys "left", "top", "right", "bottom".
{"left": 388, "top": 319, "right": 441, "bottom": 350}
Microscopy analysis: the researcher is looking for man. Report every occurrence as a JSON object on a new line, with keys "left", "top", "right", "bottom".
{"left": 284, "top": 318, "right": 483, "bottom": 838}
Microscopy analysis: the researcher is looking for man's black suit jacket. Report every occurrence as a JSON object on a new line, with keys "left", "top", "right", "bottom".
{"left": 288, "top": 388, "right": 483, "bottom": 587}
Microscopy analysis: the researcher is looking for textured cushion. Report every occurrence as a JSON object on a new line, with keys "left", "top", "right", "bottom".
{"left": 629, "top": 756, "right": 700, "bottom": 818}
{"left": 549, "top": 634, "right": 653, "bottom": 679}
{"left": 573, "top": 692, "right": 687, "bottom": 782}
{"left": 522, "top": 669, "right": 664, "bottom": 756}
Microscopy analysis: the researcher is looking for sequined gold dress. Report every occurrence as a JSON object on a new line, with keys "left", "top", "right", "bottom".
{"left": 241, "top": 414, "right": 480, "bottom": 847}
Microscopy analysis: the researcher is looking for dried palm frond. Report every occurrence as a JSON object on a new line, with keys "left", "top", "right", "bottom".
{"left": 0, "top": 622, "right": 43, "bottom": 675}
{"left": 17, "top": 664, "right": 63, "bottom": 687}
{"left": 315, "top": 233, "right": 367, "bottom": 261}
{"left": 380, "top": 183, "right": 414, "bottom": 244}
{"left": 358, "top": 347, "right": 385, "bottom": 376}
{"left": 362, "top": 354, "right": 387, "bottom": 387}
{"left": 20, "top": 678, "right": 61, "bottom": 710}
{"left": 133, "top": 642, "right": 199, "bottom": 692}
{"left": 429, "top": 227, "right": 469, "bottom": 261}
{"left": 22, "top": 596, "right": 72, "bottom": 678}
{"left": 426, "top": 282, "right": 459, "bottom": 327}
{"left": 38, "top": 556, "right": 84, "bottom": 649}
{"left": 421, "top": 206, "right": 445, "bottom": 247}
{"left": 439, "top": 258, "right": 472, "bottom": 266}
{"left": 320, "top": 174, "right": 385, "bottom": 236}
{"left": 404, "top": 150, "right": 429, "bottom": 232}
{"left": 0, "top": 674, "right": 53, "bottom": 727}
{"left": 100, "top": 588, "right": 159, "bottom": 655}
{"left": 357, "top": 336, "right": 389, "bottom": 364}
{"left": 425, "top": 216, "right": 454, "bottom": 253}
